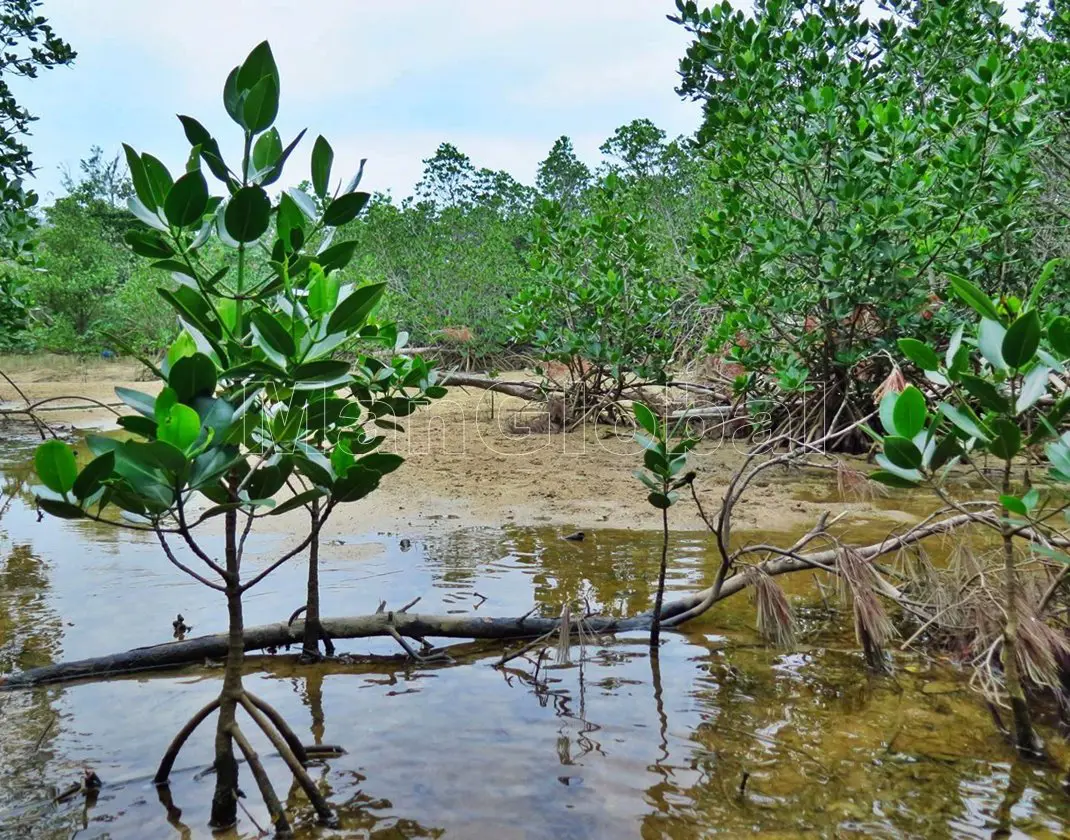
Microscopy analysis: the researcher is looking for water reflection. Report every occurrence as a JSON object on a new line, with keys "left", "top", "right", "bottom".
{"left": 1, "top": 448, "right": 1070, "bottom": 836}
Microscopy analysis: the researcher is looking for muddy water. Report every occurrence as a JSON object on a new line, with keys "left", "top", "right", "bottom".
{"left": 2, "top": 435, "right": 1070, "bottom": 839}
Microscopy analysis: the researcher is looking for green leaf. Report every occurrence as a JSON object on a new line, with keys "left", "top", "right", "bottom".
{"left": 332, "top": 464, "right": 381, "bottom": 502}
{"left": 1048, "top": 316, "right": 1070, "bottom": 358}
{"left": 878, "top": 390, "right": 899, "bottom": 437}
{"left": 1016, "top": 366, "right": 1051, "bottom": 414}
{"left": 169, "top": 353, "right": 218, "bottom": 403}
{"left": 939, "top": 402, "right": 992, "bottom": 442}
{"left": 307, "top": 265, "right": 340, "bottom": 317}
{"left": 988, "top": 418, "right": 1021, "bottom": 460}
{"left": 979, "top": 319, "right": 1008, "bottom": 371}
{"left": 959, "top": 374, "right": 1009, "bottom": 413}
{"left": 252, "top": 128, "right": 282, "bottom": 173}
{"left": 897, "top": 338, "right": 940, "bottom": 371}
{"left": 115, "top": 386, "right": 158, "bottom": 419}
{"left": 141, "top": 154, "right": 174, "bottom": 209}
{"left": 1001, "top": 494, "right": 1028, "bottom": 516}
{"left": 326, "top": 282, "right": 386, "bottom": 335}
{"left": 870, "top": 469, "right": 919, "bottom": 489}
{"left": 236, "top": 40, "right": 279, "bottom": 92}
{"left": 287, "top": 187, "right": 318, "bottom": 220}
{"left": 125, "top": 229, "right": 174, "bottom": 259}
{"left": 1002, "top": 311, "right": 1041, "bottom": 369}
{"left": 158, "top": 403, "right": 201, "bottom": 452}
{"left": 178, "top": 115, "right": 232, "bottom": 185}
{"left": 242, "top": 74, "right": 279, "bottom": 133}
{"left": 319, "top": 240, "right": 359, "bottom": 274}
{"left": 892, "top": 385, "right": 927, "bottom": 439}
{"left": 269, "top": 489, "right": 326, "bottom": 516}
{"left": 945, "top": 323, "right": 965, "bottom": 370}
{"left": 225, "top": 186, "right": 272, "bottom": 243}
{"left": 311, "top": 135, "right": 334, "bottom": 199}
{"left": 123, "top": 143, "right": 156, "bottom": 211}
{"left": 323, "top": 191, "right": 370, "bottom": 227}
{"left": 158, "top": 286, "right": 221, "bottom": 340}
{"left": 357, "top": 452, "right": 404, "bottom": 476}
{"left": 644, "top": 447, "right": 669, "bottom": 476}
{"left": 117, "top": 415, "right": 157, "bottom": 439}
{"left": 633, "top": 403, "right": 659, "bottom": 437}
{"left": 1023, "top": 487, "right": 1040, "bottom": 511}
{"left": 883, "top": 436, "right": 923, "bottom": 470}
{"left": 261, "top": 129, "right": 307, "bottom": 186}
{"left": 949, "top": 274, "right": 1001, "bottom": 321}
{"left": 73, "top": 452, "right": 116, "bottom": 500}
{"left": 929, "top": 435, "right": 963, "bottom": 471}
{"left": 246, "top": 460, "right": 292, "bottom": 500}
{"left": 164, "top": 170, "right": 209, "bottom": 228}
{"left": 35, "top": 440, "right": 78, "bottom": 495}
{"left": 154, "top": 387, "right": 178, "bottom": 425}
{"left": 633, "top": 469, "right": 661, "bottom": 492}
{"left": 36, "top": 498, "right": 85, "bottom": 519}
{"left": 647, "top": 491, "right": 676, "bottom": 509}
{"left": 291, "top": 359, "right": 350, "bottom": 383}
{"left": 251, "top": 311, "right": 296, "bottom": 359}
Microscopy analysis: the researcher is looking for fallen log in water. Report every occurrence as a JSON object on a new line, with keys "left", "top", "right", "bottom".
{"left": 0, "top": 514, "right": 972, "bottom": 689}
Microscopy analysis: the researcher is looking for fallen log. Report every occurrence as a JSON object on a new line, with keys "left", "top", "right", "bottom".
{"left": 0, "top": 513, "right": 973, "bottom": 689}
{"left": 439, "top": 372, "right": 547, "bottom": 401}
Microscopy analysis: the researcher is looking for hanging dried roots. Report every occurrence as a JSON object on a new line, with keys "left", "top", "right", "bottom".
{"left": 747, "top": 567, "right": 797, "bottom": 648}
{"left": 838, "top": 547, "right": 896, "bottom": 669}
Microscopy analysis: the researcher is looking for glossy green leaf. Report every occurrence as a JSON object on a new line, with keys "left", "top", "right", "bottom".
{"left": 37, "top": 498, "right": 86, "bottom": 519}
{"left": 988, "top": 418, "right": 1021, "bottom": 460}
{"left": 326, "top": 282, "right": 386, "bottom": 335}
{"left": 72, "top": 452, "right": 116, "bottom": 500}
{"left": 939, "top": 402, "right": 991, "bottom": 442}
{"left": 897, "top": 338, "right": 940, "bottom": 371}
{"left": 949, "top": 274, "right": 1001, "bottom": 321}
{"left": 157, "top": 403, "right": 201, "bottom": 452}
{"left": 311, "top": 135, "right": 334, "bottom": 198}
{"left": 242, "top": 74, "right": 279, "bottom": 133}
{"left": 633, "top": 402, "right": 659, "bottom": 437}
{"left": 251, "top": 311, "right": 296, "bottom": 358}
{"left": 318, "top": 240, "right": 359, "bottom": 274}
{"left": 322, "top": 191, "right": 370, "bottom": 227}
{"left": 1002, "top": 311, "right": 1041, "bottom": 369}
{"left": 260, "top": 129, "right": 306, "bottom": 186}
{"left": 1001, "top": 494, "right": 1028, "bottom": 516}
{"left": 959, "top": 374, "right": 1009, "bottom": 413}
{"left": 252, "top": 128, "right": 282, "bottom": 173}
{"left": 123, "top": 143, "right": 156, "bottom": 211}
{"left": 878, "top": 390, "right": 899, "bottom": 437}
{"left": 169, "top": 353, "right": 217, "bottom": 403}
{"left": 35, "top": 440, "right": 78, "bottom": 495}
{"left": 891, "top": 385, "right": 926, "bottom": 439}
{"left": 141, "top": 154, "right": 173, "bottom": 209}
{"left": 115, "top": 387, "right": 158, "bottom": 419}
{"left": 178, "top": 115, "right": 232, "bottom": 185}
{"left": 883, "top": 436, "right": 923, "bottom": 470}
{"left": 164, "top": 170, "right": 209, "bottom": 228}
{"left": 225, "top": 186, "right": 271, "bottom": 243}
{"left": 269, "top": 489, "right": 326, "bottom": 516}
{"left": 870, "top": 469, "right": 919, "bottom": 489}
{"left": 1016, "top": 365, "right": 1050, "bottom": 414}
{"left": 307, "top": 265, "right": 340, "bottom": 317}
{"left": 332, "top": 464, "right": 380, "bottom": 502}
{"left": 1049, "top": 316, "right": 1070, "bottom": 358}
{"left": 978, "top": 319, "right": 1008, "bottom": 371}
{"left": 125, "top": 229, "right": 174, "bottom": 259}
{"left": 945, "top": 323, "right": 965, "bottom": 369}
{"left": 356, "top": 452, "right": 404, "bottom": 476}
{"left": 236, "top": 40, "right": 279, "bottom": 92}
{"left": 929, "top": 435, "right": 963, "bottom": 471}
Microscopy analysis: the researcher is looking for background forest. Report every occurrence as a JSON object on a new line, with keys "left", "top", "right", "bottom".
{"left": 5, "top": 0, "right": 1070, "bottom": 445}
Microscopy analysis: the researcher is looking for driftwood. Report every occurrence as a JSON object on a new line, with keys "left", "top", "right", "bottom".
{"left": 439, "top": 372, "right": 547, "bottom": 401}
{"left": 0, "top": 513, "right": 970, "bottom": 689}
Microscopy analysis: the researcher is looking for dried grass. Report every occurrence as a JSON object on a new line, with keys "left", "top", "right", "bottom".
{"left": 747, "top": 567, "right": 797, "bottom": 648}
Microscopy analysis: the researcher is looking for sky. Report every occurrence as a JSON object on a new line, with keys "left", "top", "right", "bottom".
{"left": 16, "top": 1, "right": 704, "bottom": 205}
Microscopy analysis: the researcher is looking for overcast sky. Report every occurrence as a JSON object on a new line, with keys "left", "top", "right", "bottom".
{"left": 16, "top": 1, "right": 703, "bottom": 205}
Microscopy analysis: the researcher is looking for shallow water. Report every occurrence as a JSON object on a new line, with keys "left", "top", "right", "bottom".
{"left": 2, "top": 433, "right": 1070, "bottom": 839}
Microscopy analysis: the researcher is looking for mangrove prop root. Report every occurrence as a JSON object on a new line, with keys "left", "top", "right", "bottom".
{"left": 239, "top": 694, "right": 337, "bottom": 826}
{"left": 245, "top": 690, "right": 310, "bottom": 765}
{"left": 230, "top": 722, "right": 292, "bottom": 837}
{"left": 0, "top": 514, "right": 975, "bottom": 689}
{"left": 154, "top": 696, "right": 221, "bottom": 785}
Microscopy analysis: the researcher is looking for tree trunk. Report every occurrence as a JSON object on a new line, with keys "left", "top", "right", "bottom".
{"left": 650, "top": 506, "right": 669, "bottom": 649}
{"left": 302, "top": 504, "right": 324, "bottom": 659}
{"left": 209, "top": 584, "right": 245, "bottom": 830}
{"left": 1002, "top": 527, "right": 1041, "bottom": 756}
